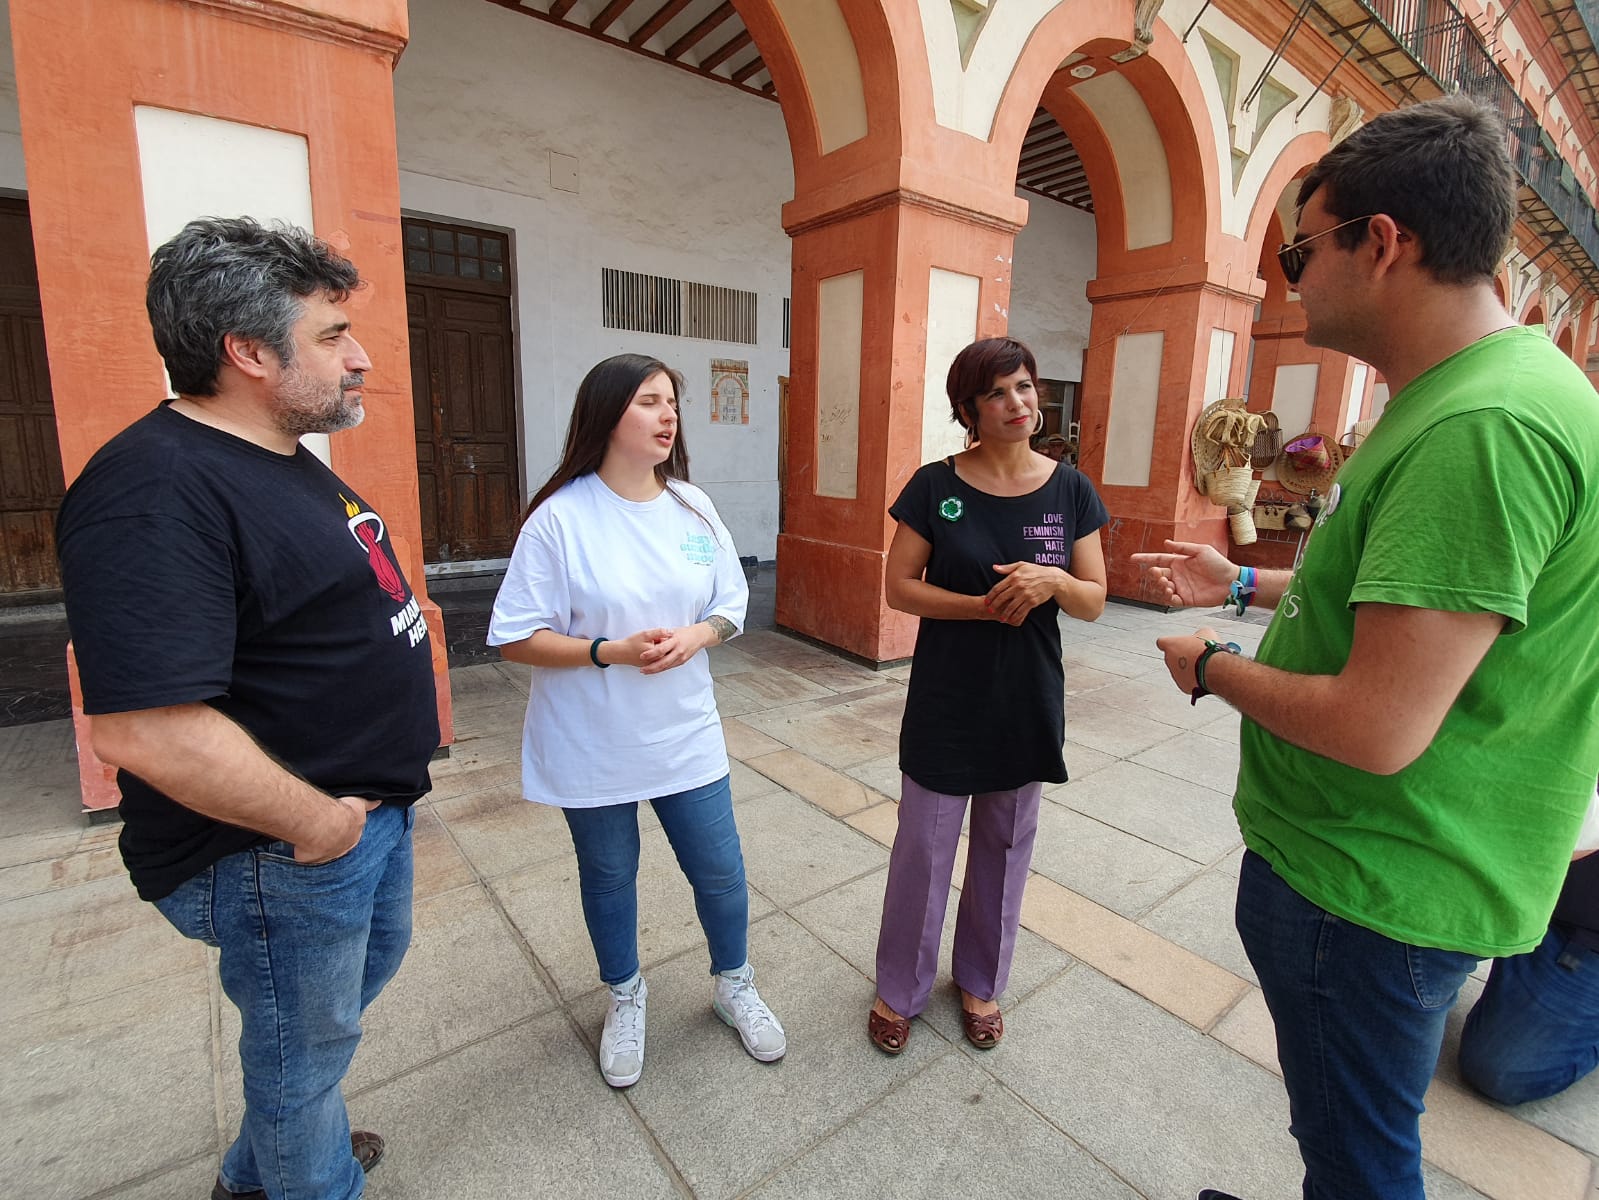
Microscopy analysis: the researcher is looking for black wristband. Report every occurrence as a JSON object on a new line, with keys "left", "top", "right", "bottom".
{"left": 590, "top": 637, "right": 610, "bottom": 668}
{"left": 1190, "top": 639, "right": 1240, "bottom": 704}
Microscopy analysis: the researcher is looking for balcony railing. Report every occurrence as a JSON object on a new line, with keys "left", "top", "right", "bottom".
{"left": 1352, "top": 0, "right": 1599, "bottom": 284}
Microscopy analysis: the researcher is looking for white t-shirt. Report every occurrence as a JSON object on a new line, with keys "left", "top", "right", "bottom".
{"left": 487, "top": 473, "right": 747, "bottom": 807}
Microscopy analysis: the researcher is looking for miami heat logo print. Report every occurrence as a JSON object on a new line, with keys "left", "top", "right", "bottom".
{"left": 340, "top": 494, "right": 408, "bottom": 604}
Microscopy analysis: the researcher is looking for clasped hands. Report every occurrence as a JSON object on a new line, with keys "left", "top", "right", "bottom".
{"left": 605, "top": 625, "right": 715, "bottom": 674}
{"left": 981, "top": 561, "right": 1068, "bottom": 625}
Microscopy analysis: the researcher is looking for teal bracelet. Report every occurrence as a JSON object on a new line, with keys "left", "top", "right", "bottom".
{"left": 589, "top": 637, "right": 610, "bottom": 668}
{"left": 1191, "top": 638, "right": 1240, "bottom": 705}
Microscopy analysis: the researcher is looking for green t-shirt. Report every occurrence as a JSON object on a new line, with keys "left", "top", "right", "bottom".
{"left": 1237, "top": 326, "right": 1599, "bottom": 957}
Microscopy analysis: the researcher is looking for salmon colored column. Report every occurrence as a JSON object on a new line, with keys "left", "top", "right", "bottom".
{"left": 9, "top": 0, "right": 453, "bottom": 811}
{"left": 777, "top": 198, "right": 1019, "bottom": 662}
{"left": 1077, "top": 271, "right": 1263, "bottom": 603}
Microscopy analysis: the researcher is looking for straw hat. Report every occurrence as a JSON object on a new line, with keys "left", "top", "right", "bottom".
{"left": 1191, "top": 398, "right": 1261, "bottom": 493}
{"left": 1275, "top": 431, "right": 1344, "bottom": 496}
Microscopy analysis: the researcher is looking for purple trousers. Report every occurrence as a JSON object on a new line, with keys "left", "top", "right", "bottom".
{"left": 874, "top": 773, "right": 1043, "bottom": 1018}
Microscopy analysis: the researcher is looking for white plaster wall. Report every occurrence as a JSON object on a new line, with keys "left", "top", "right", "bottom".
{"left": 394, "top": 0, "right": 792, "bottom": 559}
{"left": 1008, "top": 192, "right": 1096, "bottom": 383}
{"left": 0, "top": 0, "right": 27, "bottom": 191}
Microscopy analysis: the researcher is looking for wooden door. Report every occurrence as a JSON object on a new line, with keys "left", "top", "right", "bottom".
{"left": 0, "top": 197, "right": 65, "bottom": 596}
{"left": 403, "top": 216, "right": 520, "bottom": 563}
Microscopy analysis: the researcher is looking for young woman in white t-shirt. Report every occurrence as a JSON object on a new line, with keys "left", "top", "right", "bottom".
{"left": 487, "top": 354, "right": 785, "bottom": 1088}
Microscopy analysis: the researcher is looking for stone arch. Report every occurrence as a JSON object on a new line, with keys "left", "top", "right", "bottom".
{"left": 1522, "top": 299, "right": 1546, "bottom": 326}
{"left": 1242, "top": 132, "right": 1331, "bottom": 259}
{"left": 989, "top": 3, "right": 1220, "bottom": 268}
{"left": 1555, "top": 321, "right": 1575, "bottom": 355}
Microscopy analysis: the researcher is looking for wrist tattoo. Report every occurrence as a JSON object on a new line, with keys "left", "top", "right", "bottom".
{"left": 1178, "top": 656, "right": 1188, "bottom": 670}
{"left": 706, "top": 615, "right": 737, "bottom": 644}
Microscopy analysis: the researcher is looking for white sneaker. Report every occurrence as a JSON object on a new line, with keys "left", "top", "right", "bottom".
{"left": 599, "top": 974, "right": 647, "bottom": 1087}
{"left": 713, "top": 963, "right": 786, "bottom": 1062}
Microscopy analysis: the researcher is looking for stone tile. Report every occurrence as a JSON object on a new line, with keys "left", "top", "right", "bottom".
{"left": 491, "top": 659, "right": 531, "bottom": 689}
{"left": 614, "top": 914, "right": 950, "bottom": 1200}
{"left": 490, "top": 827, "right": 774, "bottom": 997}
{"left": 1212, "top": 986, "right": 1280, "bottom": 1072}
{"left": 1079, "top": 627, "right": 1171, "bottom": 661}
{"left": 1052, "top": 760, "right": 1242, "bottom": 863}
{"left": 447, "top": 700, "right": 526, "bottom": 743}
{"left": 1419, "top": 1076, "right": 1596, "bottom": 1200}
{"left": 745, "top": 749, "right": 874, "bottom": 818}
{"left": 714, "top": 666, "right": 835, "bottom": 708}
{"left": 432, "top": 785, "right": 570, "bottom": 880}
{"left": 1132, "top": 728, "right": 1242, "bottom": 796}
{"left": 787, "top": 867, "right": 1071, "bottom": 1047}
{"left": 738, "top": 788, "right": 888, "bottom": 908}
{"left": 0, "top": 872, "right": 205, "bottom": 1019}
{"left": 1198, "top": 705, "right": 1244, "bottom": 742}
{"left": 351, "top": 1013, "right": 678, "bottom": 1199}
{"left": 446, "top": 661, "right": 526, "bottom": 709}
{"left": 409, "top": 806, "right": 477, "bottom": 899}
{"left": 737, "top": 704, "right": 898, "bottom": 769}
{"left": 706, "top": 642, "right": 763, "bottom": 677}
{"left": 844, "top": 753, "right": 902, "bottom": 802}
{"left": 747, "top": 1052, "right": 1141, "bottom": 1200}
{"left": 786, "top": 659, "right": 885, "bottom": 694}
{"left": 0, "top": 717, "right": 77, "bottom": 773}
{"left": 1059, "top": 701, "right": 1183, "bottom": 759}
{"left": 1058, "top": 738, "right": 1118, "bottom": 781}
{"left": 1029, "top": 800, "right": 1205, "bottom": 919}
{"left": 424, "top": 732, "right": 519, "bottom": 779}
{"left": 354, "top": 886, "right": 555, "bottom": 1091}
{"left": 101, "top": 1158, "right": 221, "bottom": 1200}
{"left": 729, "top": 757, "right": 782, "bottom": 801}
{"left": 825, "top": 686, "right": 907, "bottom": 736}
{"left": 1, "top": 972, "right": 215, "bottom": 1200}
{"left": 0, "top": 839, "right": 125, "bottom": 902}
{"left": 983, "top": 966, "right": 1304, "bottom": 1200}
{"left": 712, "top": 678, "right": 763, "bottom": 718}
{"left": 1092, "top": 674, "right": 1228, "bottom": 731}
{"left": 1140, "top": 866, "right": 1255, "bottom": 982}
{"left": 1422, "top": 1164, "right": 1494, "bottom": 1200}
{"left": 1061, "top": 640, "right": 1163, "bottom": 679}
{"left": 1020, "top": 874, "right": 1249, "bottom": 1030}
{"left": 721, "top": 716, "right": 786, "bottom": 761}
{"left": 425, "top": 759, "right": 522, "bottom": 804}
{"left": 0, "top": 826, "right": 85, "bottom": 872}
{"left": 1062, "top": 664, "right": 1126, "bottom": 695}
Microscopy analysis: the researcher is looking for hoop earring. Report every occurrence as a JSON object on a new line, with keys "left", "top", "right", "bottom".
{"left": 964, "top": 427, "right": 977, "bottom": 449}
{"left": 1033, "top": 410, "right": 1045, "bottom": 436}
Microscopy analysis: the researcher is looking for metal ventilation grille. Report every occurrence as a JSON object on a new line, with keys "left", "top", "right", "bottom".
{"left": 602, "top": 268, "right": 758, "bottom": 345}
{"left": 602, "top": 268, "right": 682, "bottom": 336}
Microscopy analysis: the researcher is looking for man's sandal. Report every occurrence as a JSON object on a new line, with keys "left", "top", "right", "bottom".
{"left": 960, "top": 1005, "right": 1003, "bottom": 1050}
{"left": 210, "top": 1131, "right": 385, "bottom": 1200}
{"left": 867, "top": 1007, "right": 911, "bottom": 1055}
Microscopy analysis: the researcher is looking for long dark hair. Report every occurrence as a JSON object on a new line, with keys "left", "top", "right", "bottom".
{"left": 525, "top": 353, "right": 695, "bottom": 519}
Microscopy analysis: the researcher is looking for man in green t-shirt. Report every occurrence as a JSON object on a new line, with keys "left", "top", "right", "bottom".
{"left": 1133, "top": 97, "right": 1599, "bottom": 1200}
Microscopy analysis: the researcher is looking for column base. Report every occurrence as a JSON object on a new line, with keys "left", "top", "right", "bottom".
{"left": 1103, "top": 513, "right": 1230, "bottom": 604}
{"left": 774, "top": 533, "right": 918, "bottom": 663}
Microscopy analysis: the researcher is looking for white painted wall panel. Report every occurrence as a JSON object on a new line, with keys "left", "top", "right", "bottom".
{"left": 923, "top": 268, "right": 979, "bottom": 464}
{"left": 1008, "top": 192, "right": 1095, "bottom": 384}
{"left": 1104, "top": 330, "right": 1164, "bottom": 487}
{"left": 815, "top": 271, "right": 864, "bottom": 499}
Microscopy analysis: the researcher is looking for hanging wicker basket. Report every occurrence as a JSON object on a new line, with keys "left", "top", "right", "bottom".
{"left": 1205, "top": 465, "right": 1254, "bottom": 509}
{"left": 1249, "top": 411, "right": 1282, "bottom": 468}
{"left": 1228, "top": 507, "right": 1258, "bottom": 546}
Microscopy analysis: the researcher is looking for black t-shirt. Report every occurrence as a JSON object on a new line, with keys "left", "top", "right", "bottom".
{"left": 891, "top": 458, "right": 1108, "bottom": 795}
{"left": 57, "top": 404, "right": 439, "bottom": 900}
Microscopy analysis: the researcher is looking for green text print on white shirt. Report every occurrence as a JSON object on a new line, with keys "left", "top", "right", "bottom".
{"left": 487, "top": 473, "right": 748, "bottom": 807}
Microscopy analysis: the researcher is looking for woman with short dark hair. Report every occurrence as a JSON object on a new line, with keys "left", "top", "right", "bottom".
{"left": 489, "top": 354, "right": 784, "bottom": 1088}
{"left": 868, "top": 336, "right": 1108, "bottom": 1054}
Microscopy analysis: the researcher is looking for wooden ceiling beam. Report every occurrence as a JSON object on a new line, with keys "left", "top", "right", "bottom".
{"left": 591, "top": 0, "right": 638, "bottom": 35}
{"left": 666, "top": 2, "right": 736, "bottom": 59}
{"left": 549, "top": 0, "right": 580, "bottom": 19}
{"left": 700, "top": 29, "right": 752, "bottom": 73}
{"left": 732, "top": 55, "right": 767, "bottom": 84}
{"left": 629, "top": 0, "right": 695, "bottom": 46}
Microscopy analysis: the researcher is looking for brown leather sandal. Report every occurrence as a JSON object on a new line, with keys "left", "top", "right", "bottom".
{"left": 960, "top": 1005, "right": 1003, "bottom": 1049}
{"left": 868, "top": 1007, "right": 911, "bottom": 1055}
{"left": 211, "top": 1131, "right": 386, "bottom": 1199}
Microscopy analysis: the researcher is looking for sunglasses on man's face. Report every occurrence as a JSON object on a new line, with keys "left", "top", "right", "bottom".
{"left": 1277, "top": 215, "right": 1411, "bottom": 287}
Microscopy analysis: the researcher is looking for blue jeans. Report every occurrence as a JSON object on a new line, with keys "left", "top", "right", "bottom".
{"left": 1235, "top": 850, "right": 1479, "bottom": 1200}
{"left": 154, "top": 803, "right": 414, "bottom": 1200}
{"left": 1457, "top": 923, "right": 1599, "bottom": 1104}
{"left": 562, "top": 774, "right": 746, "bottom": 985}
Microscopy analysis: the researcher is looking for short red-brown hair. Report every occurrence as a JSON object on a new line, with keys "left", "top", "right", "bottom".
{"left": 946, "top": 337, "right": 1039, "bottom": 435}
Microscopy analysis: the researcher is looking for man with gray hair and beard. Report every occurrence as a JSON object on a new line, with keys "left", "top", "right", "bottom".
{"left": 57, "top": 217, "right": 438, "bottom": 1200}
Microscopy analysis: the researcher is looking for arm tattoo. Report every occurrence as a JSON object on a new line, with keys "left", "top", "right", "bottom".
{"left": 706, "top": 615, "right": 738, "bottom": 644}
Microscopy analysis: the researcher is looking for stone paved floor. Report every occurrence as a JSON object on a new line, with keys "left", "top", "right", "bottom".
{"left": 2, "top": 602, "right": 1595, "bottom": 1199}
